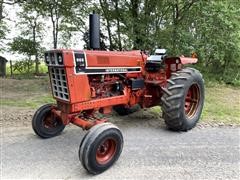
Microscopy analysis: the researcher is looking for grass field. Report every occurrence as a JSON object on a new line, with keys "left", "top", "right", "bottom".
{"left": 5, "top": 61, "right": 48, "bottom": 77}
{"left": 0, "top": 77, "right": 54, "bottom": 108}
{"left": 1, "top": 78, "right": 239, "bottom": 125}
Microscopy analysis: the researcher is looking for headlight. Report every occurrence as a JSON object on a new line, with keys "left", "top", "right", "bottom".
{"left": 57, "top": 53, "right": 63, "bottom": 65}
{"left": 44, "top": 52, "right": 63, "bottom": 65}
{"left": 44, "top": 53, "right": 50, "bottom": 64}
{"left": 50, "top": 53, "right": 55, "bottom": 64}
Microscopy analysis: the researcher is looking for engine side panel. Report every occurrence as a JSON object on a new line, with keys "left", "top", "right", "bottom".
{"left": 84, "top": 50, "right": 143, "bottom": 67}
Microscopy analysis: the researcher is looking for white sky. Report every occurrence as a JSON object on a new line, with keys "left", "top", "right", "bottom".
{"left": 1, "top": 3, "right": 85, "bottom": 61}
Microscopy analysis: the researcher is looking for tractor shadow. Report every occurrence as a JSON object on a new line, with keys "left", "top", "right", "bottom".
{"left": 108, "top": 107, "right": 170, "bottom": 132}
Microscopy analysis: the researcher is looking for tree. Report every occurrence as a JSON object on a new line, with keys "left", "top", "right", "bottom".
{"left": 15, "top": 2, "right": 45, "bottom": 74}
{"left": 99, "top": 0, "right": 114, "bottom": 50}
{"left": 9, "top": 37, "right": 40, "bottom": 73}
{"left": 33, "top": 0, "right": 86, "bottom": 49}
{"left": 9, "top": 37, "right": 38, "bottom": 55}
{"left": 171, "top": 1, "right": 239, "bottom": 82}
{"left": 0, "top": 0, "right": 27, "bottom": 50}
{"left": 0, "top": 0, "right": 9, "bottom": 50}
{"left": 83, "top": 29, "right": 108, "bottom": 50}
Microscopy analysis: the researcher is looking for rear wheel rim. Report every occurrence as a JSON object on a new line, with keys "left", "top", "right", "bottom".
{"left": 96, "top": 138, "right": 117, "bottom": 165}
{"left": 185, "top": 84, "right": 200, "bottom": 119}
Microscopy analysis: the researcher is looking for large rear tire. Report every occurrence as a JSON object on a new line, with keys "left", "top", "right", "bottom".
{"left": 79, "top": 123, "right": 123, "bottom": 174}
{"left": 161, "top": 68, "right": 204, "bottom": 131}
{"left": 32, "top": 104, "right": 65, "bottom": 138}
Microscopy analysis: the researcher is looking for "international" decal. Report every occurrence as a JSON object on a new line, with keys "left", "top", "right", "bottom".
{"left": 105, "top": 68, "right": 128, "bottom": 72}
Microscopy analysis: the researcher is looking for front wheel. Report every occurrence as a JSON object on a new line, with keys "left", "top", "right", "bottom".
{"left": 161, "top": 68, "right": 204, "bottom": 131}
{"left": 32, "top": 104, "right": 65, "bottom": 138}
{"left": 79, "top": 123, "right": 123, "bottom": 174}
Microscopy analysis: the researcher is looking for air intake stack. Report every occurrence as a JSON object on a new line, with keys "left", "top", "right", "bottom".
{"left": 89, "top": 13, "right": 100, "bottom": 50}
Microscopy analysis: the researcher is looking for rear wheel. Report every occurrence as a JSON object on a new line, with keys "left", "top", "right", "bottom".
{"left": 32, "top": 104, "right": 65, "bottom": 138}
{"left": 79, "top": 123, "right": 123, "bottom": 174}
{"left": 161, "top": 68, "right": 204, "bottom": 131}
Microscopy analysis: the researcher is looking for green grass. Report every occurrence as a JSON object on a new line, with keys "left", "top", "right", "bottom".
{"left": 1, "top": 78, "right": 54, "bottom": 109}
{"left": 1, "top": 95, "right": 54, "bottom": 108}
{"left": 201, "top": 85, "right": 240, "bottom": 124}
{"left": 5, "top": 62, "right": 48, "bottom": 78}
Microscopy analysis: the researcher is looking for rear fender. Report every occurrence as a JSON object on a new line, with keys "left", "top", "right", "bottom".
{"left": 179, "top": 56, "right": 198, "bottom": 65}
{"left": 164, "top": 56, "right": 198, "bottom": 78}
{"left": 165, "top": 56, "right": 198, "bottom": 65}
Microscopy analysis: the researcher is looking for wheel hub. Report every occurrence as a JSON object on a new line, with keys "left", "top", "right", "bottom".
{"left": 43, "top": 113, "right": 59, "bottom": 129}
{"left": 96, "top": 139, "right": 116, "bottom": 165}
{"left": 185, "top": 84, "right": 200, "bottom": 119}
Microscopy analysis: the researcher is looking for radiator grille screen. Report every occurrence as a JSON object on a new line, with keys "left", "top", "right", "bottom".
{"left": 49, "top": 67, "right": 69, "bottom": 101}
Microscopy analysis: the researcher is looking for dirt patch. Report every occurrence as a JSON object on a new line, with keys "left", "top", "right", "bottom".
{"left": 1, "top": 106, "right": 34, "bottom": 128}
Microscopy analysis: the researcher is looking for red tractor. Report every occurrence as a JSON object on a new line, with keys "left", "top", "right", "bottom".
{"left": 32, "top": 14, "right": 204, "bottom": 174}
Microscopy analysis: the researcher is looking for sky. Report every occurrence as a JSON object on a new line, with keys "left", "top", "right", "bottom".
{"left": 1, "top": 3, "right": 85, "bottom": 61}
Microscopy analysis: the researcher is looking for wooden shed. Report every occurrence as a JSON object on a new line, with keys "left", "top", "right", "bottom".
{"left": 0, "top": 56, "right": 8, "bottom": 77}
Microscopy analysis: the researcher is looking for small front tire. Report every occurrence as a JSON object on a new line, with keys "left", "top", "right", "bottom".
{"left": 32, "top": 104, "right": 65, "bottom": 138}
{"left": 79, "top": 123, "right": 123, "bottom": 174}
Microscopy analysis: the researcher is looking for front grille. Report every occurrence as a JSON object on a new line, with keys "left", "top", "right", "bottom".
{"left": 49, "top": 67, "right": 69, "bottom": 101}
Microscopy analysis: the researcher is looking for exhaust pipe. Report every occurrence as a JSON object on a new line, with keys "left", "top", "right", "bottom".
{"left": 89, "top": 13, "right": 100, "bottom": 50}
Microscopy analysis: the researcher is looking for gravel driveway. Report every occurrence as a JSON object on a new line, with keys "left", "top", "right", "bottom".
{"left": 1, "top": 108, "right": 240, "bottom": 179}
